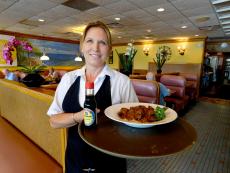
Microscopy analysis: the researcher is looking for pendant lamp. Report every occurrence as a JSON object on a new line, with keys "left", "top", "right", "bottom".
{"left": 74, "top": 56, "right": 82, "bottom": 61}
{"left": 40, "top": 52, "right": 50, "bottom": 61}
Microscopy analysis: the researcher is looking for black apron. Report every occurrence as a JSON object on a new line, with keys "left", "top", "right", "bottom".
{"left": 62, "top": 76, "right": 126, "bottom": 173}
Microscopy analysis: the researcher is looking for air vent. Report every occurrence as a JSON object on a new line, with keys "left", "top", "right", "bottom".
{"left": 199, "top": 25, "right": 221, "bottom": 31}
{"left": 195, "top": 16, "right": 210, "bottom": 23}
{"left": 106, "top": 22, "right": 124, "bottom": 28}
{"left": 19, "top": 19, "right": 42, "bottom": 27}
{"left": 62, "top": 0, "right": 98, "bottom": 11}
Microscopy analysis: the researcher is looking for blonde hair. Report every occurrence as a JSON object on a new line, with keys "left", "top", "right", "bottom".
{"left": 80, "top": 21, "right": 112, "bottom": 48}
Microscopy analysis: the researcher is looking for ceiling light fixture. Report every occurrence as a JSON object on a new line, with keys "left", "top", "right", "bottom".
{"left": 74, "top": 56, "right": 82, "bottom": 61}
{"left": 115, "top": 17, "right": 120, "bottom": 21}
{"left": 74, "top": 51, "right": 82, "bottom": 62}
{"left": 223, "top": 25, "right": 230, "bottom": 29}
{"left": 181, "top": 25, "right": 187, "bottom": 29}
{"left": 40, "top": 53, "right": 50, "bottom": 61}
{"left": 221, "top": 20, "right": 230, "bottom": 25}
{"left": 212, "top": 0, "right": 229, "bottom": 5}
{"left": 38, "top": 19, "right": 45, "bottom": 22}
{"left": 216, "top": 6, "right": 230, "bottom": 13}
{"left": 157, "top": 8, "right": 165, "bottom": 12}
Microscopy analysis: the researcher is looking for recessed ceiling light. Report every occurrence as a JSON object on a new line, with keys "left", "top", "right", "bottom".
{"left": 181, "top": 25, "right": 187, "bottom": 29}
{"left": 195, "top": 34, "right": 199, "bottom": 36}
{"left": 115, "top": 17, "right": 120, "bottom": 21}
{"left": 157, "top": 8, "right": 165, "bottom": 12}
{"left": 38, "top": 19, "right": 45, "bottom": 22}
{"left": 146, "top": 29, "right": 151, "bottom": 33}
{"left": 117, "top": 36, "right": 122, "bottom": 38}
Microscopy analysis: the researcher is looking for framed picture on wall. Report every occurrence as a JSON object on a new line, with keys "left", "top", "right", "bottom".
{"left": 0, "top": 35, "right": 17, "bottom": 66}
{"left": 109, "top": 51, "right": 113, "bottom": 64}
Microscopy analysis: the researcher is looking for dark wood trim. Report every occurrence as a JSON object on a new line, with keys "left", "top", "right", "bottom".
{"left": 0, "top": 30, "right": 79, "bottom": 44}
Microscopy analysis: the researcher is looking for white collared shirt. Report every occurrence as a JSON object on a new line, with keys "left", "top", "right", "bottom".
{"left": 47, "top": 65, "right": 138, "bottom": 116}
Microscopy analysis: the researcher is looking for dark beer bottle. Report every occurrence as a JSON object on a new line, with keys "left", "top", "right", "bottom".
{"left": 83, "top": 82, "right": 97, "bottom": 128}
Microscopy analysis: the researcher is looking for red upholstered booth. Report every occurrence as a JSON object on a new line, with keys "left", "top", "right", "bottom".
{"left": 160, "top": 75, "right": 189, "bottom": 113}
{"left": 131, "top": 79, "right": 160, "bottom": 104}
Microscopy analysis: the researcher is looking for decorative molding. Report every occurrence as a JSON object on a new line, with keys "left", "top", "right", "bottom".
{"left": 0, "top": 30, "right": 79, "bottom": 44}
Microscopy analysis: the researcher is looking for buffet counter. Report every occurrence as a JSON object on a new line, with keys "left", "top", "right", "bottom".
{"left": 0, "top": 79, "right": 66, "bottom": 169}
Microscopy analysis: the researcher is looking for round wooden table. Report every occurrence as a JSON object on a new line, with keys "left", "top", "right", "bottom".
{"left": 78, "top": 115, "right": 197, "bottom": 159}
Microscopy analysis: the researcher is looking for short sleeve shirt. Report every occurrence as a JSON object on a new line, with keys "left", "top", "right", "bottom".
{"left": 47, "top": 65, "right": 138, "bottom": 116}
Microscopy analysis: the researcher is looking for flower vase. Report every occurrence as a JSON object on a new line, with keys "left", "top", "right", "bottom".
{"left": 157, "top": 68, "right": 162, "bottom": 74}
{"left": 21, "top": 73, "right": 45, "bottom": 87}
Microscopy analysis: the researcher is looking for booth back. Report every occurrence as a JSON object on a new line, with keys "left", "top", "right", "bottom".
{"left": 131, "top": 79, "right": 160, "bottom": 104}
{"left": 0, "top": 79, "right": 66, "bottom": 169}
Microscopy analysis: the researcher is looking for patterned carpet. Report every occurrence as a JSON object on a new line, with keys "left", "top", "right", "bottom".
{"left": 127, "top": 101, "right": 230, "bottom": 173}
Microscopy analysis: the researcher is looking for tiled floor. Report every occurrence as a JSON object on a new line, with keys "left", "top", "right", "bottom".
{"left": 127, "top": 101, "right": 230, "bottom": 173}
{"left": 1, "top": 100, "right": 229, "bottom": 173}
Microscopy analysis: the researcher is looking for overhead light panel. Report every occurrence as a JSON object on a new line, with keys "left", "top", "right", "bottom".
{"left": 212, "top": 0, "right": 230, "bottom": 5}
{"left": 221, "top": 20, "right": 230, "bottom": 25}
{"left": 216, "top": 6, "right": 230, "bottom": 12}
{"left": 219, "top": 14, "right": 230, "bottom": 19}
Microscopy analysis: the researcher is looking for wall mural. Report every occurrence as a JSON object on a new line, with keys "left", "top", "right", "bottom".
{"left": 23, "top": 38, "right": 80, "bottom": 66}
{"left": 0, "top": 34, "right": 81, "bottom": 66}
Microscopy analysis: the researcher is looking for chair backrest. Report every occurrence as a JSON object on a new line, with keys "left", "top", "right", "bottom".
{"left": 131, "top": 79, "right": 160, "bottom": 104}
{"left": 160, "top": 75, "right": 186, "bottom": 98}
{"left": 179, "top": 73, "right": 198, "bottom": 89}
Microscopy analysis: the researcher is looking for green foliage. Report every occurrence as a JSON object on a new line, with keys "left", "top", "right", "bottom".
{"left": 115, "top": 43, "right": 137, "bottom": 74}
{"left": 155, "top": 106, "right": 167, "bottom": 121}
{"left": 153, "top": 45, "right": 172, "bottom": 70}
{"left": 19, "top": 65, "right": 46, "bottom": 74}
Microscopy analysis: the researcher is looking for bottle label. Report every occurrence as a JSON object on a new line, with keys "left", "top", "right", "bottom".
{"left": 84, "top": 108, "right": 96, "bottom": 126}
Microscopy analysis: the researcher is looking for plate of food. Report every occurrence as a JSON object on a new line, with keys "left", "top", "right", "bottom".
{"left": 104, "top": 102, "right": 178, "bottom": 128}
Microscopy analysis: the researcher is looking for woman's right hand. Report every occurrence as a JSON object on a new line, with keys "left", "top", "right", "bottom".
{"left": 49, "top": 110, "right": 84, "bottom": 128}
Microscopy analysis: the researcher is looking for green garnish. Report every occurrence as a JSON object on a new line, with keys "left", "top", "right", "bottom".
{"left": 155, "top": 106, "right": 167, "bottom": 120}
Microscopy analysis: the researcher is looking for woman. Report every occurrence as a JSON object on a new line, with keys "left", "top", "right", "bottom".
{"left": 47, "top": 21, "right": 138, "bottom": 173}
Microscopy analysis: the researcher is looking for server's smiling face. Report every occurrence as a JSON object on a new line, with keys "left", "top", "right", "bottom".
{"left": 82, "top": 27, "right": 111, "bottom": 68}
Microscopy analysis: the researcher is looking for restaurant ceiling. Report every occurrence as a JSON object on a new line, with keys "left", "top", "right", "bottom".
{"left": 0, "top": 0, "right": 228, "bottom": 44}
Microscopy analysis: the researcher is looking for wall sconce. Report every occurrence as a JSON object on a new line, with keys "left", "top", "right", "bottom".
{"left": 143, "top": 47, "right": 150, "bottom": 56}
{"left": 177, "top": 46, "right": 186, "bottom": 55}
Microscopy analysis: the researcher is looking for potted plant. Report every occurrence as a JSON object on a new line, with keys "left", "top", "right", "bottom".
{"left": 153, "top": 45, "right": 172, "bottom": 74}
{"left": 19, "top": 65, "right": 46, "bottom": 87}
{"left": 115, "top": 43, "right": 137, "bottom": 76}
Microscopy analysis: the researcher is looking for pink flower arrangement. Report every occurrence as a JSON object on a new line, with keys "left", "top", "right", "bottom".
{"left": 2, "top": 38, "right": 33, "bottom": 65}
